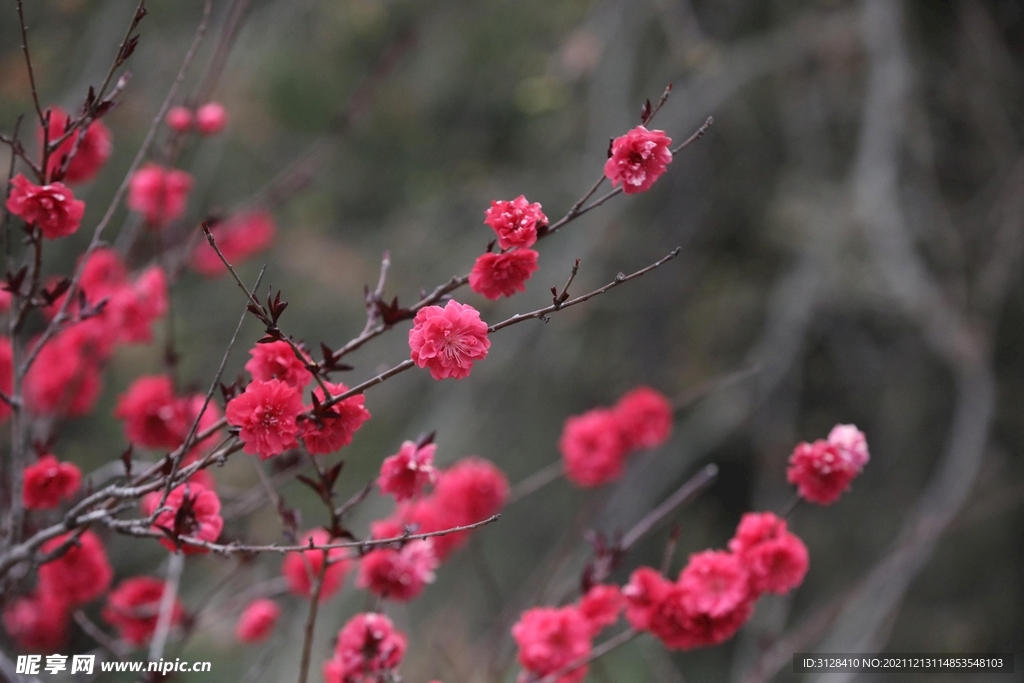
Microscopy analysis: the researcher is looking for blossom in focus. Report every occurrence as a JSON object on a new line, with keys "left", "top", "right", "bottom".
{"left": 22, "top": 454, "right": 81, "bottom": 510}
{"left": 512, "top": 606, "right": 592, "bottom": 683}
{"left": 469, "top": 249, "right": 540, "bottom": 300}
{"left": 323, "top": 613, "right": 407, "bottom": 683}
{"left": 378, "top": 440, "right": 437, "bottom": 502}
{"left": 190, "top": 210, "right": 276, "bottom": 277}
{"left": 728, "top": 512, "right": 809, "bottom": 595}
{"left": 226, "top": 379, "right": 305, "bottom": 458}
{"left": 126, "top": 164, "right": 192, "bottom": 227}
{"left": 244, "top": 340, "right": 313, "bottom": 389}
{"left": 484, "top": 195, "right": 546, "bottom": 249}
{"left": 236, "top": 599, "right": 280, "bottom": 644}
{"left": 102, "top": 576, "right": 184, "bottom": 646}
{"left": 2, "top": 592, "right": 69, "bottom": 652}
{"left": 5, "top": 174, "right": 85, "bottom": 239}
{"left": 604, "top": 125, "right": 673, "bottom": 194}
{"left": 42, "top": 107, "right": 112, "bottom": 184}
{"left": 281, "top": 528, "right": 351, "bottom": 602}
{"left": 559, "top": 408, "right": 628, "bottom": 488}
{"left": 787, "top": 439, "right": 859, "bottom": 505}
{"left": 409, "top": 300, "right": 490, "bottom": 380}
{"left": 195, "top": 102, "right": 228, "bottom": 135}
{"left": 301, "top": 381, "right": 371, "bottom": 455}
{"left": 614, "top": 386, "right": 673, "bottom": 450}
{"left": 356, "top": 540, "right": 438, "bottom": 602}
{"left": 38, "top": 531, "right": 113, "bottom": 606}
{"left": 149, "top": 483, "right": 224, "bottom": 554}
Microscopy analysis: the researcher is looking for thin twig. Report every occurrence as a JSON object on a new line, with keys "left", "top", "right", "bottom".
{"left": 148, "top": 552, "right": 185, "bottom": 661}
{"left": 620, "top": 463, "right": 718, "bottom": 550}
{"left": 296, "top": 559, "right": 328, "bottom": 683}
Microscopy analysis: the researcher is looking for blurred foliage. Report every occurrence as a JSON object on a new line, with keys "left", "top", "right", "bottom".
{"left": 1, "top": 0, "right": 1022, "bottom": 681}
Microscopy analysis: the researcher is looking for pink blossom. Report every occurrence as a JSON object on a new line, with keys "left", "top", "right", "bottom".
{"left": 614, "top": 386, "right": 673, "bottom": 450}
{"left": 191, "top": 210, "right": 276, "bottom": 276}
{"left": 577, "top": 584, "right": 623, "bottom": 636}
{"left": 559, "top": 408, "right": 629, "bottom": 488}
{"left": 2, "top": 592, "right": 69, "bottom": 652}
{"left": 235, "top": 599, "right": 280, "bottom": 644}
{"left": 150, "top": 483, "right": 224, "bottom": 554}
{"left": 512, "top": 606, "right": 592, "bottom": 683}
{"left": 166, "top": 106, "right": 193, "bottom": 133}
{"left": 301, "top": 381, "right": 372, "bottom": 455}
{"left": 678, "top": 550, "right": 751, "bottom": 618}
{"left": 378, "top": 441, "right": 437, "bottom": 502}
{"left": 42, "top": 107, "right": 112, "bottom": 184}
{"left": 356, "top": 540, "right": 438, "bottom": 602}
{"left": 114, "top": 375, "right": 189, "bottom": 449}
{"left": 102, "top": 577, "right": 183, "bottom": 646}
{"left": 484, "top": 195, "right": 546, "bottom": 249}
{"left": 827, "top": 423, "right": 870, "bottom": 470}
{"left": 5, "top": 174, "right": 85, "bottom": 239}
{"left": 323, "top": 613, "right": 407, "bottom": 683}
{"left": 38, "top": 531, "right": 113, "bottom": 606}
{"left": 281, "top": 529, "right": 351, "bottom": 602}
{"left": 226, "top": 379, "right": 305, "bottom": 458}
{"left": 787, "top": 439, "right": 858, "bottom": 505}
{"left": 604, "top": 126, "right": 673, "bottom": 194}
{"left": 195, "top": 102, "right": 228, "bottom": 135}
{"left": 622, "top": 567, "right": 672, "bottom": 631}
{"left": 434, "top": 457, "right": 509, "bottom": 526}
{"left": 409, "top": 300, "right": 490, "bottom": 380}
{"left": 22, "top": 454, "right": 81, "bottom": 510}
{"left": 127, "top": 164, "right": 192, "bottom": 227}
{"left": 728, "top": 512, "right": 809, "bottom": 595}
{"left": 23, "top": 324, "right": 106, "bottom": 417}
{"left": 245, "top": 340, "right": 313, "bottom": 388}
{"left": 469, "top": 249, "right": 540, "bottom": 300}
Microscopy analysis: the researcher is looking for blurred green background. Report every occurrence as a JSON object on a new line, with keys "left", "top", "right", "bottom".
{"left": 1, "top": 0, "right": 1022, "bottom": 681}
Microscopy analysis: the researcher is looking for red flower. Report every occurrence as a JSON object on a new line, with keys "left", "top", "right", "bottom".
{"left": 166, "top": 106, "right": 193, "bottom": 133}
{"left": 5, "top": 174, "right": 85, "bottom": 239}
{"left": 787, "top": 439, "right": 858, "bottom": 505}
{"left": 622, "top": 567, "right": 671, "bottom": 631}
{"left": 2, "top": 592, "right": 69, "bottom": 652}
{"left": 0, "top": 337, "right": 13, "bottom": 424}
{"left": 244, "top": 340, "right": 312, "bottom": 389}
{"left": 409, "top": 300, "right": 490, "bottom": 380}
{"left": 127, "top": 164, "right": 192, "bottom": 227}
{"left": 42, "top": 107, "right": 112, "bottom": 184}
{"left": 226, "top": 379, "right": 305, "bottom": 458}
{"left": 150, "top": 483, "right": 224, "bottom": 554}
{"left": 378, "top": 440, "right": 437, "bottom": 502}
{"left": 235, "top": 599, "right": 280, "bottom": 644}
{"left": 102, "top": 577, "right": 184, "bottom": 646}
{"left": 728, "top": 512, "right": 809, "bottom": 596}
{"left": 434, "top": 457, "right": 509, "bottom": 526}
{"left": 22, "top": 454, "right": 81, "bottom": 510}
{"left": 559, "top": 408, "right": 629, "bottom": 488}
{"left": 23, "top": 323, "right": 106, "bottom": 417}
{"left": 484, "top": 195, "right": 546, "bottom": 249}
{"left": 281, "top": 529, "right": 351, "bottom": 602}
{"left": 512, "top": 606, "right": 592, "bottom": 683}
{"left": 469, "top": 249, "right": 540, "bottom": 300}
{"left": 604, "top": 125, "right": 673, "bottom": 194}
{"left": 195, "top": 102, "right": 228, "bottom": 135}
{"left": 323, "top": 613, "right": 407, "bottom": 683}
{"left": 108, "top": 265, "right": 168, "bottom": 344}
{"left": 38, "top": 531, "right": 113, "bottom": 606}
{"left": 614, "top": 386, "right": 673, "bottom": 450}
{"left": 191, "top": 210, "right": 276, "bottom": 276}
{"left": 115, "top": 375, "right": 189, "bottom": 449}
{"left": 577, "top": 584, "right": 623, "bottom": 636}
{"left": 301, "top": 381, "right": 371, "bottom": 455}
{"left": 356, "top": 540, "right": 438, "bottom": 602}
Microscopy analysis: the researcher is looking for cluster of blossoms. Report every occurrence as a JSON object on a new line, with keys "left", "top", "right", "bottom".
{"left": 469, "top": 196, "right": 546, "bottom": 300}
{"left": 787, "top": 424, "right": 870, "bottom": 505}
{"left": 559, "top": 386, "right": 674, "bottom": 487}
{"left": 224, "top": 340, "right": 371, "bottom": 458}
{"left": 165, "top": 102, "right": 229, "bottom": 136}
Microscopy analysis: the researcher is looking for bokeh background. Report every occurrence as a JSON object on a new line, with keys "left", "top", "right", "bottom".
{"left": 1, "top": 0, "right": 1022, "bottom": 681}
